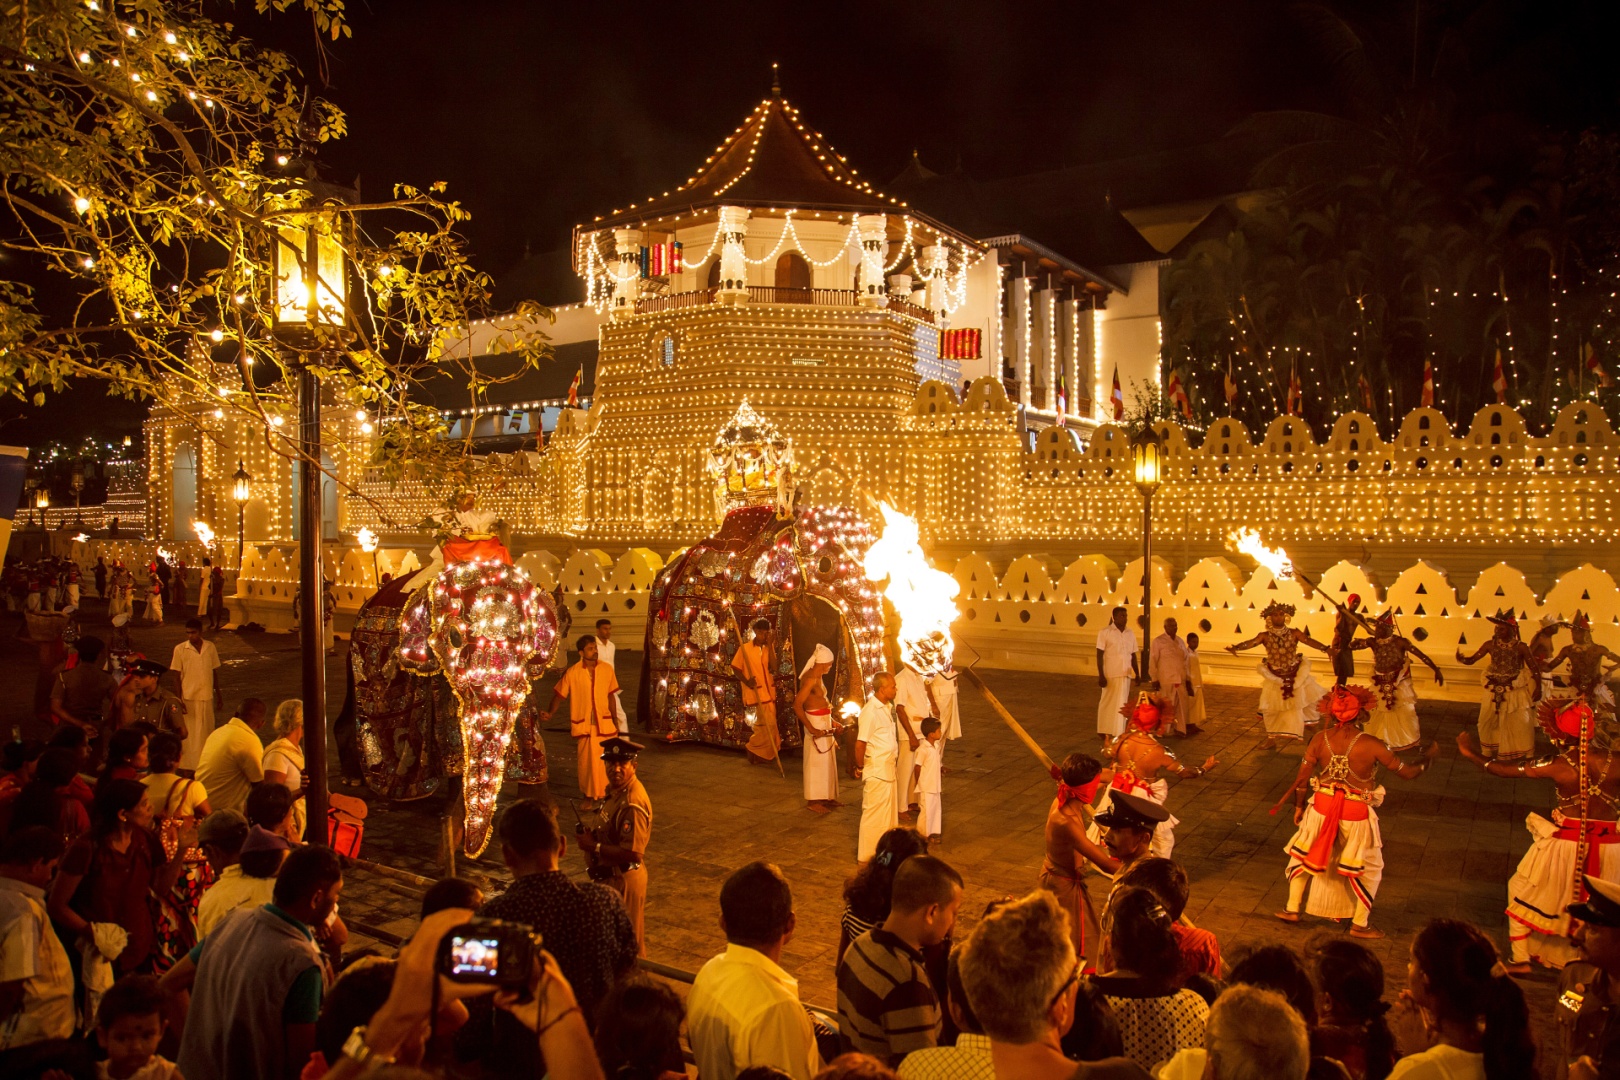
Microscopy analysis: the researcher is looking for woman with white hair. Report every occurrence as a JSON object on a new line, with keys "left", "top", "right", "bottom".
{"left": 262, "top": 698, "right": 307, "bottom": 841}
{"left": 793, "top": 643, "right": 842, "bottom": 813}
{"left": 959, "top": 889, "right": 1149, "bottom": 1079}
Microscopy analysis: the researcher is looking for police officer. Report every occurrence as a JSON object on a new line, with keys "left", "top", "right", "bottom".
{"left": 1561, "top": 873, "right": 1620, "bottom": 1079}
{"left": 580, "top": 736, "right": 653, "bottom": 956}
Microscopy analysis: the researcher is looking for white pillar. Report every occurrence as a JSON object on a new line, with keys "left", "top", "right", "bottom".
{"left": 718, "top": 206, "right": 750, "bottom": 301}
{"left": 856, "top": 214, "right": 888, "bottom": 307}
{"left": 1012, "top": 276, "right": 1031, "bottom": 407}
{"left": 918, "top": 244, "right": 949, "bottom": 317}
{"left": 611, "top": 229, "right": 642, "bottom": 319}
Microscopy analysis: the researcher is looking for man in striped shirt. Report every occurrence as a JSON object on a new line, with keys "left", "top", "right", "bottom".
{"left": 836, "top": 855, "right": 963, "bottom": 1065}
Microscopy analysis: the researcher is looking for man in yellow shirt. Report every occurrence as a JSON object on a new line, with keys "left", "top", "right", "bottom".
{"left": 540, "top": 636, "right": 620, "bottom": 799}
{"left": 732, "top": 618, "right": 781, "bottom": 767}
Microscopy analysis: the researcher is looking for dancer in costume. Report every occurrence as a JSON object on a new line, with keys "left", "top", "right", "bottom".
{"left": 1456, "top": 700, "right": 1620, "bottom": 972}
{"left": 792, "top": 644, "right": 842, "bottom": 813}
{"left": 1278, "top": 684, "right": 1438, "bottom": 938}
{"left": 1350, "top": 610, "right": 1443, "bottom": 752}
{"left": 1227, "top": 601, "right": 1330, "bottom": 747}
{"left": 1088, "top": 694, "right": 1216, "bottom": 860}
{"left": 1531, "top": 615, "right": 1564, "bottom": 701}
{"left": 1549, "top": 612, "right": 1620, "bottom": 716}
{"left": 1039, "top": 752, "right": 1118, "bottom": 968}
{"left": 1328, "top": 593, "right": 1368, "bottom": 687}
{"left": 1456, "top": 609, "right": 1539, "bottom": 761}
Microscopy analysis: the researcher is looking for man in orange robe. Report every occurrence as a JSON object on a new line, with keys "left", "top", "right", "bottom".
{"left": 540, "top": 635, "right": 620, "bottom": 799}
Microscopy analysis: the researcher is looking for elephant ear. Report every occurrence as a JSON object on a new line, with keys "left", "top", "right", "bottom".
{"left": 397, "top": 583, "right": 441, "bottom": 675}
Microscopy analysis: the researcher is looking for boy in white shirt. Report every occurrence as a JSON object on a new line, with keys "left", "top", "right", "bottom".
{"left": 912, "top": 718, "right": 944, "bottom": 843}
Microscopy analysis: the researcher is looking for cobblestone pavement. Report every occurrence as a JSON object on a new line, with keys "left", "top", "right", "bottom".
{"left": 6, "top": 601, "right": 1562, "bottom": 1066}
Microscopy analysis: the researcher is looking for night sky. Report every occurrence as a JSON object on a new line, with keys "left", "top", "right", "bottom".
{"left": 7, "top": 0, "right": 1615, "bottom": 448}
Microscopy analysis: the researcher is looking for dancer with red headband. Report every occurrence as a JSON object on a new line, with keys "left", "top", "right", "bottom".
{"left": 1039, "top": 751, "right": 1120, "bottom": 969}
{"left": 1458, "top": 698, "right": 1620, "bottom": 972}
{"left": 1277, "top": 684, "right": 1438, "bottom": 939}
{"left": 1088, "top": 694, "right": 1217, "bottom": 860}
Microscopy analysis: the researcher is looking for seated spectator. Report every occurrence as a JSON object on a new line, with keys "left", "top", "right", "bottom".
{"left": 817, "top": 1054, "right": 900, "bottom": 1080}
{"left": 245, "top": 781, "right": 296, "bottom": 845}
{"left": 1224, "top": 945, "right": 1316, "bottom": 1025}
{"left": 195, "top": 816, "right": 283, "bottom": 940}
{"left": 897, "top": 945, "right": 991, "bottom": 1080}
{"left": 1063, "top": 980, "right": 1127, "bottom": 1064}
{"left": 49, "top": 779, "right": 183, "bottom": 977}
{"left": 1306, "top": 937, "right": 1396, "bottom": 1080}
{"left": 98, "top": 728, "right": 149, "bottom": 790}
{"left": 1115, "top": 858, "right": 1220, "bottom": 981}
{"left": 170, "top": 844, "right": 341, "bottom": 1080}
{"left": 688, "top": 861, "right": 822, "bottom": 1080}
{"left": 740, "top": 1070, "right": 795, "bottom": 1080}
{"left": 195, "top": 699, "right": 266, "bottom": 817}
{"left": 459, "top": 798, "right": 637, "bottom": 1077}
{"left": 95, "top": 974, "right": 179, "bottom": 1080}
{"left": 839, "top": 828, "right": 929, "bottom": 963}
{"left": 957, "top": 889, "right": 1147, "bottom": 1079}
{"left": 1203, "top": 985, "right": 1309, "bottom": 1080}
{"left": 7, "top": 748, "right": 90, "bottom": 840}
{"left": 311, "top": 960, "right": 397, "bottom": 1076}
{"left": 1091, "top": 886, "right": 1208, "bottom": 1072}
{"left": 45, "top": 726, "right": 95, "bottom": 812}
{"left": 593, "top": 976, "right": 685, "bottom": 1080}
{"left": 0, "top": 740, "right": 45, "bottom": 800}
{"left": 836, "top": 855, "right": 962, "bottom": 1066}
{"left": 0, "top": 827, "right": 73, "bottom": 1053}
{"left": 420, "top": 877, "right": 485, "bottom": 918}
{"left": 143, "top": 734, "right": 211, "bottom": 825}
{"left": 1386, "top": 919, "right": 1533, "bottom": 1080}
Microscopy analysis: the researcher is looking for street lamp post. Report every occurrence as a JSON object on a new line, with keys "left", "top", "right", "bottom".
{"left": 269, "top": 134, "right": 354, "bottom": 848}
{"left": 232, "top": 461, "right": 251, "bottom": 571}
{"left": 1131, "top": 425, "right": 1165, "bottom": 680}
{"left": 34, "top": 485, "right": 49, "bottom": 530}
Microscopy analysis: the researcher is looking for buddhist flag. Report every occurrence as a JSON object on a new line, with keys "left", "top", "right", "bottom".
{"left": 565, "top": 366, "right": 583, "bottom": 408}
{"left": 1587, "top": 343, "right": 1613, "bottom": 388}
{"left": 1057, "top": 368, "right": 1068, "bottom": 425}
{"left": 1492, "top": 349, "right": 1508, "bottom": 404}
{"left": 1358, "top": 372, "right": 1376, "bottom": 414}
{"left": 1286, "top": 363, "right": 1302, "bottom": 417}
{"left": 1110, "top": 366, "right": 1124, "bottom": 421}
{"left": 1420, "top": 360, "right": 1435, "bottom": 407}
{"left": 1223, "top": 361, "right": 1237, "bottom": 410}
{"left": 1168, "top": 370, "right": 1193, "bottom": 421}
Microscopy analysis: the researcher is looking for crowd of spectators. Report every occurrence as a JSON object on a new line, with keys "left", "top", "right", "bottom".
{"left": 0, "top": 756, "right": 1554, "bottom": 1080}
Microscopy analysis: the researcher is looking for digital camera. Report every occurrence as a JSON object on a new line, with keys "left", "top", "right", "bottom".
{"left": 434, "top": 919, "right": 540, "bottom": 989}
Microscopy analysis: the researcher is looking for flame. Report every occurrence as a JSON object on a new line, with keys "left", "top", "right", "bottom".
{"left": 71, "top": 533, "right": 90, "bottom": 544}
{"left": 356, "top": 526, "right": 379, "bottom": 553}
{"left": 192, "top": 520, "right": 215, "bottom": 548}
{"left": 840, "top": 700, "right": 862, "bottom": 720}
{"left": 864, "top": 503, "right": 961, "bottom": 676}
{"left": 155, "top": 546, "right": 173, "bottom": 562}
{"left": 1229, "top": 528, "right": 1293, "bottom": 579}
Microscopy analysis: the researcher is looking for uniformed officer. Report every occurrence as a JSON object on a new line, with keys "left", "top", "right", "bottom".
{"left": 1560, "top": 873, "right": 1620, "bottom": 1080}
{"left": 581, "top": 736, "right": 653, "bottom": 955}
{"left": 113, "top": 657, "right": 187, "bottom": 739}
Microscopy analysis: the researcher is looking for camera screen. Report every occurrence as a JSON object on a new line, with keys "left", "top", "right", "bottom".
{"left": 448, "top": 936, "right": 500, "bottom": 977}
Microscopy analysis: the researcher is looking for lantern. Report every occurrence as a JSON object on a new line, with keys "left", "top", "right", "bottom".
{"left": 1131, "top": 424, "right": 1164, "bottom": 497}
{"left": 232, "top": 460, "right": 252, "bottom": 507}
{"left": 270, "top": 196, "right": 351, "bottom": 348}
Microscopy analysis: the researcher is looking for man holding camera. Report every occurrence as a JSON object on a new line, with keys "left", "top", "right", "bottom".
{"left": 580, "top": 736, "right": 653, "bottom": 956}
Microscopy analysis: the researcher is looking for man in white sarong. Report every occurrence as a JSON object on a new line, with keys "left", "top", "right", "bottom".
{"left": 1278, "top": 685, "right": 1437, "bottom": 939}
{"left": 854, "top": 672, "right": 900, "bottom": 862}
{"left": 1148, "top": 617, "right": 1199, "bottom": 737}
{"left": 1228, "top": 601, "right": 1330, "bottom": 747}
{"left": 1350, "top": 610, "right": 1442, "bottom": 752}
{"left": 1458, "top": 699, "right": 1620, "bottom": 972}
{"left": 929, "top": 667, "right": 961, "bottom": 742}
{"left": 794, "top": 644, "right": 842, "bottom": 813}
{"left": 594, "top": 618, "right": 629, "bottom": 734}
{"left": 1457, "top": 609, "right": 1538, "bottom": 761}
{"left": 893, "top": 660, "right": 932, "bottom": 814}
{"left": 169, "top": 618, "right": 223, "bottom": 770}
{"left": 1095, "top": 607, "right": 1139, "bottom": 739}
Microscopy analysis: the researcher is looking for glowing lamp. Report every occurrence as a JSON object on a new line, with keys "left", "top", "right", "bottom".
{"left": 232, "top": 460, "right": 252, "bottom": 506}
{"left": 34, "top": 487, "right": 48, "bottom": 509}
{"left": 1131, "top": 425, "right": 1164, "bottom": 497}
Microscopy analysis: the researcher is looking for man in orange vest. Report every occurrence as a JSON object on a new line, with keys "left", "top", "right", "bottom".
{"left": 540, "top": 635, "right": 621, "bottom": 800}
{"left": 732, "top": 618, "right": 781, "bottom": 766}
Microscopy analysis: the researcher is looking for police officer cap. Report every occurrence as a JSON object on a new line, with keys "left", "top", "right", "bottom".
{"left": 600, "top": 736, "right": 645, "bottom": 762}
{"left": 129, "top": 658, "right": 168, "bottom": 678}
{"left": 1569, "top": 874, "right": 1620, "bottom": 928}
{"left": 1093, "top": 789, "right": 1170, "bottom": 833}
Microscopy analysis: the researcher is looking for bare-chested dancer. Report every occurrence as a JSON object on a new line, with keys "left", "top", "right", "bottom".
{"left": 1458, "top": 698, "right": 1620, "bottom": 972}
{"left": 1227, "top": 600, "right": 1331, "bottom": 747}
{"left": 1277, "top": 685, "right": 1438, "bottom": 939}
{"left": 1549, "top": 612, "right": 1620, "bottom": 715}
{"left": 1349, "top": 610, "right": 1443, "bottom": 752}
{"left": 1040, "top": 752, "right": 1120, "bottom": 969}
{"left": 1457, "top": 609, "right": 1539, "bottom": 761}
{"left": 1087, "top": 695, "right": 1216, "bottom": 860}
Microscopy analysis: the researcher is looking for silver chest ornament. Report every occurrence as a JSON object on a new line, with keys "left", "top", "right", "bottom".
{"left": 691, "top": 610, "right": 721, "bottom": 649}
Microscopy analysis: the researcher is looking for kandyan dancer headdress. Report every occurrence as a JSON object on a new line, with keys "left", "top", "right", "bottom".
{"left": 1318, "top": 684, "right": 1376, "bottom": 726}
{"left": 1261, "top": 600, "right": 1296, "bottom": 620}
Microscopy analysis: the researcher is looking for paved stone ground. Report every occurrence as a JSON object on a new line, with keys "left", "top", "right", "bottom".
{"left": 6, "top": 600, "right": 1562, "bottom": 1067}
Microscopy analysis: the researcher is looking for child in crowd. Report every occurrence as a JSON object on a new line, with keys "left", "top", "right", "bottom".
{"left": 96, "top": 974, "right": 183, "bottom": 1080}
{"left": 913, "top": 717, "right": 944, "bottom": 843}
{"left": 1186, "top": 631, "right": 1208, "bottom": 731}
